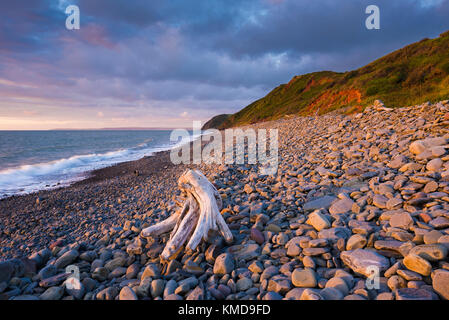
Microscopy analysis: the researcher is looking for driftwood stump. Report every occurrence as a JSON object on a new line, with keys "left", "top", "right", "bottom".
{"left": 141, "top": 169, "right": 233, "bottom": 261}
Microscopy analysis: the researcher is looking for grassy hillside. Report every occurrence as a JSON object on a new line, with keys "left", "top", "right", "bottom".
{"left": 208, "top": 30, "right": 449, "bottom": 129}
{"left": 202, "top": 114, "right": 231, "bottom": 130}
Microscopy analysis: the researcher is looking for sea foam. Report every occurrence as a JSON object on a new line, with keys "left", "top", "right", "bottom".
{"left": 0, "top": 133, "right": 199, "bottom": 198}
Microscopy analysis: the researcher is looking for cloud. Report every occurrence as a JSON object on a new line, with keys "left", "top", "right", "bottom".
{"left": 0, "top": 0, "right": 449, "bottom": 129}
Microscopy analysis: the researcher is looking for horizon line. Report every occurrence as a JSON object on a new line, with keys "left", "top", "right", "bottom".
{"left": 0, "top": 127, "right": 193, "bottom": 131}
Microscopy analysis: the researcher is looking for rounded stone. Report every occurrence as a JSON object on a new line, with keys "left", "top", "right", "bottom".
{"left": 340, "top": 249, "right": 390, "bottom": 277}
{"left": 389, "top": 212, "right": 414, "bottom": 230}
{"left": 151, "top": 279, "right": 165, "bottom": 298}
{"left": 346, "top": 234, "right": 367, "bottom": 251}
{"left": 262, "top": 291, "right": 283, "bottom": 300}
{"left": 285, "top": 288, "right": 306, "bottom": 300}
{"left": 250, "top": 228, "right": 265, "bottom": 245}
{"left": 300, "top": 288, "right": 322, "bottom": 300}
{"left": 344, "top": 294, "right": 366, "bottom": 300}
{"left": 213, "top": 253, "right": 235, "bottom": 275}
{"left": 403, "top": 254, "right": 432, "bottom": 276}
{"left": 320, "top": 287, "right": 344, "bottom": 300}
{"left": 236, "top": 277, "right": 253, "bottom": 291}
{"left": 119, "top": 286, "right": 138, "bottom": 300}
{"left": 424, "top": 230, "right": 443, "bottom": 245}
{"left": 432, "top": 269, "right": 449, "bottom": 300}
{"left": 292, "top": 268, "right": 317, "bottom": 288}
{"left": 409, "top": 141, "right": 427, "bottom": 155}
{"left": 54, "top": 249, "right": 79, "bottom": 269}
{"left": 40, "top": 286, "right": 64, "bottom": 300}
{"left": 395, "top": 288, "right": 434, "bottom": 300}
{"left": 325, "top": 277, "right": 350, "bottom": 295}
{"left": 306, "top": 210, "right": 331, "bottom": 231}
{"left": 409, "top": 244, "right": 448, "bottom": 262}
{"left": 329, "top": 199, "right": 354, "bottom": 215}
{"left": 427, "top": 158, "right": 443, "bottom": 172}
{"left": 387, "top": 275, "right": 407, "bottom": 291}
{"left": 376, "top": 292, "right": 395, "bottom": 300}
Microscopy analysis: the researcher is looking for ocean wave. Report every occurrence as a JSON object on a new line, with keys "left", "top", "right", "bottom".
{"left": 0, "top": 132, "right": 200, "bottom": 198}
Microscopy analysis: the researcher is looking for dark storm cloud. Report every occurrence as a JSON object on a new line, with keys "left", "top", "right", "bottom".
{"left": 196, "top": 0, "right": 449, "bottom": 58}
{"left": 1, "top": 0, "right": 449, "bottom": 127}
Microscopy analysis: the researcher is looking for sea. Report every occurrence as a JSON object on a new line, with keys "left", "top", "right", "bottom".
{"left": 0, "top": 130, "right": 195, "bottom": 199}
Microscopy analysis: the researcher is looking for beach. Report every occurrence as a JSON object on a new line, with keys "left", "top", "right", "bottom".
{"left": 1, "top": 100, "right": 449, "bottom": 300}
{"left": 0, "top": 147, "right": 187, "bottom": 260}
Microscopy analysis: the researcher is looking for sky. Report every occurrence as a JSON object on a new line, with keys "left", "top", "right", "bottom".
{"left": 0, "top": 0, "right": 449, "bottom": 130}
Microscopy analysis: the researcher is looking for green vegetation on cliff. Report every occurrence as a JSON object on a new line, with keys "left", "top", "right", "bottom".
{"left": 205, "top": 30, "right": 449, "bottom": 129}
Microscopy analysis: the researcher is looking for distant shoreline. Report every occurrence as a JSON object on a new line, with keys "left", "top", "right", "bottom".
{"left": 0, "top": 127, "right": 191, "bottom": 131}
{"left": 50, "top": 127, "right": 191, "bottom": 131}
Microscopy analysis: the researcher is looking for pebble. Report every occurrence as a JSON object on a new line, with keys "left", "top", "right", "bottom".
{"left": 325, "top": 277, "right": 350, "bottom": 296}
{"left": 424, "top": 230, "right": 443, "bottom": 244}
{"left": 389, "top": 212, "right": 414, "bottom": 230}
{"left": 340, "top": 249, "right": 390, "bottom": 277}
{"left": 376, "top": 292, "right": 394, "bottom": 300}
{"left": 213, "top": 253, "right": 235, "bottom": 275}
{"left": 119, "top": 286, "right": 138, "bottom": 300}
{"left": 96, "top": 287, "right": 119, "bottom": 300}
{"left": 40, "top": 286, "right": 64, "bottom": 300}
{"left": 92, "top": 267, "right": 109, "bottom": 282}
{"left": 320, "top": 287, "right": 344, "bottom": 300}
{"left": 429, "top": 217, "right": 449, "bottom": 229}
{"left": 427, "top": 158, "right": 443, "bottom": 172}
{"left": 291, "top": 268, "right": 317, "bottom": 288}
{"left": 409, "top": 244, "right": 448, "bottom": 262}
{"left": 248, "top": 261, "right": 264, "bottom": 274}
{"left": 329, "top": 198, "right": 354, "bottom": 215}
{"left": 260, "top": 266, "right": 279, "bottom": 282}
{"left": 38, "top": 265, "right": 57, "bottom": 280}
{"left": 151, "top": 279, "right": 165, "bottom": 298}
{"left": 303, "top": 196, "right": 336, "bottom": 212}
{"left": 262, "top": 292, "right": 283, "bottom": 300}
{"left": 432, "top": 269, "right": 449, "bottom": 300}
{"left": 300, "top": 288, "right": 322, "bottom": 300}
{"left": 54, "top": 250, "right": 79, "bottom": 269}
{"left": 3, "top": 100, "right": 449, "bottom": 301}
{"left": 250, "top": 228, "right": 265, "bottom": 244}
{"left": 165, "top": 294, "right": 183, "bottom": 300}
{"left": 403, "top": 254, "right": 432, "bottom": 276}
{"left": 186, "top": 286, "right": 204, "bottom": 300}
{"left": 346, "top": 234, "right": 367, "bottom": 251}
{"left": 306, "top": 210, "right": 331, "bottom": 231}
{"left": 285, "top": 288, "right": 305, "bottom": 300}
{"left": 142, "top": 264, "right": 161, "bottom": 279}
{"left": 236, "top": 277, "right": 253, "bottom": 291}
{"left": 395, "top": 288, "right": 434, "bottom": 300}
{"left": 227, "top": 244, "right": 260, "bottom": 261}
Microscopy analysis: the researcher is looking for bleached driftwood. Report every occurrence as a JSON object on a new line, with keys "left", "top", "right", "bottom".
{"left": 141, "top": 169, "right": 233, "bottom": 261}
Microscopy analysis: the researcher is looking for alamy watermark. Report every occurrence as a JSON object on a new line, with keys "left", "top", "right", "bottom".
{"left": 65, "top": 265, "right": 81, "bottom": 290}
{"left": 65, "top": 5, "right": 80, "bottom": 30}
{"left": 365, "top": 265, "right": 380, "bottom": 290}
{"left": 62, "top": 4, "right": 379, "bottom": 31}
{"left": 170, "top": 121, "right": 279, "bottom": 175}
{"left": 365, "top": 5, "right": 380, "bottom": 30}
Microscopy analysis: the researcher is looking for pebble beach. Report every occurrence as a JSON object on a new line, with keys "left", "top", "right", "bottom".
{"left": 1, "top": 100, "right": 449, "bottom": 300}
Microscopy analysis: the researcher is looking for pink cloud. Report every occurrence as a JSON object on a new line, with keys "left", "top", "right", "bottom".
{"left": 22, "top": 110, "right": 39, "bottom": 116}
{"left": 80, "top": 24, "right": 116, "bottom": 49}
{"left": 59, "top": 23, "right": 116, "bottom": 49}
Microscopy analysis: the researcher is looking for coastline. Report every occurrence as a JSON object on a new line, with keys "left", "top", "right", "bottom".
{"left": 0, "top": 148, "right": 188, "bottom": 260}
{"left": 0, "top": 135, "right": 209, "bottom": 260}
{"left": 2, "top": 101, "right": 449, "bottom": 301}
